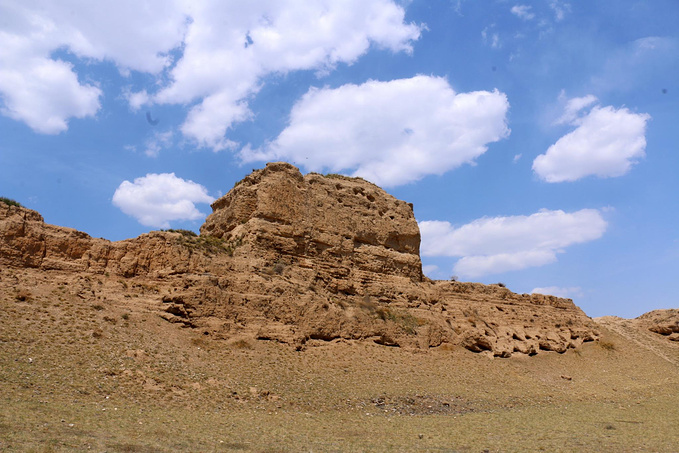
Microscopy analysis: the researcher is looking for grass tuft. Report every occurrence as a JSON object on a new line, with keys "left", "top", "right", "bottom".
{"left": 176, "top": 234, "right": 244, "bottom": 256}
{"left": 231, "top": 339, "right": 252, "bottom": 349}
{"left": 0, "top": 196, "right": 23, "bottom": 207}
{"left": 161, "top": 229, "right": 198, "bottom": 237}
{"left": 598, "top": 340, "right": 616, "bottom": 351}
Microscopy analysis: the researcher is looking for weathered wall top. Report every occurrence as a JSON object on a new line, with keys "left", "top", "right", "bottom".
{"left": 201, "top": 162, "right": 422, "bottom": 280}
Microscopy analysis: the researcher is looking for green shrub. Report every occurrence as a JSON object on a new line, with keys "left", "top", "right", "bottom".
{"left": 358, "top": 296, "right": 422, "bottom": 335}
{"left": 325, "top": 173, "right": 348, "bottom": 180}
{"left": 162, "top": 228, "right": 198, "bottom": 237}
{"left": 176, "top": 233, "right": 244, "bottom": 256}
{"left": 0, "top": 197, "right": 22, "bottom": 207}
{"left": 376, "top": 308, "right": 421, "bottom": 335}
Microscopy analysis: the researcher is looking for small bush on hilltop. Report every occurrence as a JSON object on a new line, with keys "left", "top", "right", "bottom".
{"left": 0, "top": 197, "right": 23, "bottom": 207}
{"left": 162, "top": 228, "right": 198, "bottom": 237}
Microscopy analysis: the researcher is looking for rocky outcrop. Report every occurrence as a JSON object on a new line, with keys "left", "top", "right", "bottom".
{"left": 0, "top": 203, "right": 97, "bottom": 271}
{"left": 0, "top": 202, "right": 225, "bottom": 277}
{"left": 0, "top": 163, "right": 600, "bottom": 357}
{"left": 201, "top": 162, "right": 422, "bottom": 281}
{"left": 639, "top": 309, "right": 679, "bottom": 342}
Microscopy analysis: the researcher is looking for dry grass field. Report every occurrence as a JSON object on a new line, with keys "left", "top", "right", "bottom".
{"left": 1, "top": 268, "right": 678, "bottom": 452}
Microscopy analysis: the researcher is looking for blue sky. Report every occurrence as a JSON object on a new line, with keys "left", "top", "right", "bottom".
{"left": 1, "top": 0, "right": 677, "bottom": 318}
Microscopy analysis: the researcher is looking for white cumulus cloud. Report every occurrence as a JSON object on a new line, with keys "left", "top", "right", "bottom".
{"left": 555, "top": 94, "right": 598, "bottom": 125}
{"left": 533, "top": 98, "right": 651, "bottom": 182}
{"left": 419, "top": 208, "right": 607, "bottom": 278}
{"left": 112, "top": 173, "right": 215, "bottom": 228}
{"left": 511, "top": 5, "right": 535, "bottom": 20}
{"left": 0, "top": 55, "right": 102, "bottom": 134}
{"left": 531, "top": 286, "right": 583, "bottom": 299}
{"left": 143, "top": 0, "right": 422, "bottom": 149}
{"left": 0, "top": 0, "right": 187, "bottom": 133}
{"left": 241, "top": 75, "right": 510, "bottom": 187}
{"left": 1, "top": 1, "right": 420, "bottom": 144}
{"left": 126, "top": 90, "right": 150, "bottom": 113}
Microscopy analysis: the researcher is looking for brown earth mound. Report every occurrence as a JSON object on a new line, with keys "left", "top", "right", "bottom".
{"left": 0, "top": 162, "right": 599, "bottom": 357}
{"left": 596, "top": 309, "right": 679, "bottom": 346}
{"left": 638, "top": 309, "right": 679, "bottom": 342}
{"left": 595, "top": 310, "right": 679, "bottom": 367}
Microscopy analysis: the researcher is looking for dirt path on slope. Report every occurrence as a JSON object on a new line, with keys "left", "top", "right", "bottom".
{"left": 595, "top": 316, "right": 679, "bottom": 367}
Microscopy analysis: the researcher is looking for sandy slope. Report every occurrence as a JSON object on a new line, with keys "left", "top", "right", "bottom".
{"left": 1, "top": 266, "right": 678, "bottom": 451}
{"left": 1, "top": 165, "right": 678, "bottom": 451}
{"left": 595, "top": 314, "right": 679, "bottom": 366}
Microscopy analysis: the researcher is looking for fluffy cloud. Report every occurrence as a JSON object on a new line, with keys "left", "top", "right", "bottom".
{"left": 419, "top": 208, "right": 607, "bottom": 278}
{"left": 155, "top": 1, "right": 422, "bottom": 149}
{"left": 555, "top": 94, "right": 598, "bottom": 125}
{"left": 531, "top": 286, "right": 583, "bottom": 299}
{"left": 510, "top": 5, "right": 535, "bottom": 21}
{"left": 1, "top": 1, "right": 420, "bottom": 143}
{"left": 112, "top": 173, "right": 214, "bottom": 228}
{"left": 533, "top": 98, "right": 651, "bottom": 182}
{"left": 0, "top": 56, "right": 101, "bottom": 134}
{"left": 0, "top": 0, "right": 187, "bottom": 133}
{"left": 241, "top": 76, "right": 510, "bottom": 187}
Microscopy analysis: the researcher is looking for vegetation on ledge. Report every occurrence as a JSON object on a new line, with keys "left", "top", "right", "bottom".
{"left": 0, "top": 197, "right": 23, "bottom": 208}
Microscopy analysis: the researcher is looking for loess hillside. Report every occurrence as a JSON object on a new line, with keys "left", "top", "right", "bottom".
{"left": 1, "top": 162, "right": 600, "bottom": 357}
{"left": 1, "top": 163, "right": 678, "bottom": 451}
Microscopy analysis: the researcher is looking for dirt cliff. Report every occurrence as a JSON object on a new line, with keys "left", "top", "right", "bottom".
{"left": 0, "top": 162, "right": 599, "bottom": 356}
{"left": 596, "top": 310, "right": 679, "bottom": 345}
{"left": 639, "top": 309, "right": 679, "bottom": 342}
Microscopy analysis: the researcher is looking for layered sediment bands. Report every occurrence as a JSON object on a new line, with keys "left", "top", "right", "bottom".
{"left": 201, "top": 162, "right": 422, "bottom": 281}
{"left": 0, "top": 162, "right": 599, "bottom": 356}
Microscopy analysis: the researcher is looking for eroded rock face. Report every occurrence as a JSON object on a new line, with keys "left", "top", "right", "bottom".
{"left": 0, "top": 163, "right": 600, "bottom": 357}
{"left": 640, "top": 309, "right": 679, "bottom": 342}
{"left": 0, "top": 203, "right": 218, "bottom": 277}
{"left": 201, "top": 162, "right": 422, "bottom": 281}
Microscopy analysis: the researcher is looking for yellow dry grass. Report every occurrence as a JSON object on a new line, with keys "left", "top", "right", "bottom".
{"left": 1, "top": 268, "right": 678, "bottom": 452}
